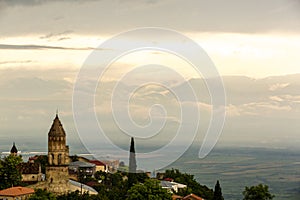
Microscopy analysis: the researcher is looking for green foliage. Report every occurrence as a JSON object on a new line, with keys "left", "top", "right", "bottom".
{"left": 94, "top": 171, "right": 128, "bottom": 199}
{"left": 164, "top": 168, "right": 214, "bottom": 200}
{"left": 126, "top": 179, "right": 172, "bottom": 200}
{"left": 29, "top": 189, "right": 56, "bottom": 200}
{"left": 128, "top": 173, "right": 138, "bottom": 188}
{"left": 243, "top": 184, "right": 275, "bottom": 200}
{"left": 70, "top": 155, "right": 79, "bottom": 162}
{"left": 57, "top": 190, "right": 90, "bottom": 200}
{"left": 94, "top": 170, "right": 149, "bottom": 198}
{"left": 34, "top": 155, "right": 48, "bottom": 174}
{"left": 213, "top": 180, "right": 224, "bottom": 200}
{"left": 136, "top": 172, "right": 149, "bottom": 183}
{"left": 0, "top": 155, "right": 23, "bottom": 189}
{"left": 56, "top": 190, "right": 110, "bottom": 200}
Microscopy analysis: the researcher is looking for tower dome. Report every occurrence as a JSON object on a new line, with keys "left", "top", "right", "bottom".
{"left": 10, "top": 142, "right": 18, "bottom": 155}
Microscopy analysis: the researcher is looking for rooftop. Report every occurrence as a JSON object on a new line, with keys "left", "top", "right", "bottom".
{"left": 10, "top": 142, "right": 18, "bottom": 154}
{"left": 69, "top": 161, "right": 96, "bottom": 168}
{"left": 182, "top": 193, "right": 204, "bottom": 200}
{"left": 69, "top": 180, "right": 98, "bottom": 194}
{"left": 0, "top": 187, "right": 34, "bottom": 197}
{"left": 18, "top": 162, "right": 40, "bottom": 174}
{"left": 89, "top": 160, "right": 106, "bottom": 166}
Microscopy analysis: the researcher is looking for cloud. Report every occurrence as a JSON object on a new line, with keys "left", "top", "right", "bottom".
{"left": 1, "top": 0, "right": 300, "bottom": 37}
{"left": 226, "top": 101, "right": 293, "bottom": 117}
{"left": 1, "top": 0, "right": 97, "bottom": 7}
{"left": 269, "top": 96, "right": 283, "bottom": 102}
{"left": 39, "top": 30, "right": 73, "bottom": 40}
{"left": 0, "top": 44, "right": 95, "bottom": 50}
{"left": 269, "top": 83, "right": 290, "bottom": 91}
{"left": 0, "top": 60, "right": 33, "bottom": 65}
{"left": 271, "top": 95, "right": 300, "bottom": 104}
{"left": 1, "top": 71, "right": 300, "bottom": 146}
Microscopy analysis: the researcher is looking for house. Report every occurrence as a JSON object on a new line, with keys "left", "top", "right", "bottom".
{"left": 156, "top": 172, "right": 165, "bottom": 180}
{"left": 18, "top": 162, "right": 43, "bottom": 184}
{"left": 160, "top": 180, "right": 174, "bottom": 192}
{"left": 89, "top": 160, "right": 107, "bottom": 172}
{"left": 69, "top": 161, "right": 96, "bottom": 179}
{"left": 182, "top": 193, "right": 204, "bottom": 200}
{"left": 102, "top": 160, "right": 119, "bottom": 172}
{"left": 0, "top": 186, "right": 34, "bottom": 200}
{"left": 160, "top": 180, "right": 187, "bottom": 193}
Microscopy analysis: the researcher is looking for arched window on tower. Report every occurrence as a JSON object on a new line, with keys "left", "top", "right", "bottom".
{"left": 52, "top": 153, "right": 55, "bottom": 165}
{"left": 58, "top": 154, "right": 62, "bottom": 165}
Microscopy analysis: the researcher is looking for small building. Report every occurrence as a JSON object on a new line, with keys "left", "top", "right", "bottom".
{"left": 156, "top": 172, "right": 165, "bottom": 180}
{"left": 69, "top": 161, "right": 96, "bottom": 179}
{"left": 160, "top": 180, "right": 174, "bottom": 192}
{"left": 102, "top": 159, "right": 119, "bottom": 172}
{"left": 18, "top": 163, "right": 43, "bottom": 184}
{"left": 89, "top": 160, "right": 107, "bottom": 172}
{"left": 182, "top": 193, "right": 204, "bottom": 200}
{"left": 160, "top": 180, "right": 187, "bottom": 193}
{"left": 0, "top": 186, "right": 34, "bottom": 200}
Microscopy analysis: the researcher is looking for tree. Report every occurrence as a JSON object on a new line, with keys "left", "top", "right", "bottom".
{"left": 243, "top": 184, "right": 275, "bottom": 200}
{"left": 94, "top": 171, "right": 128, "bottom": 199}
{"left": 128, "top": 137, "right": 137, "bottom": 188}
{"left": 0, "top": 155, "right": 23, "bottom": 189}
{"left": 29, "top": 189, "right": 56, "bottom": 200}
{"left": 70, "top": 155, "right": 79, "bottom": 162}
{"left": 126, "top": 179, "right": 172, "bottom": 200}
{"left": 164, "top": 168, "right": 214, "bottom": 200}
{"left": 56, "top": 190, "right": 90, "bottom": 200}
{"left": 213, "top": 180, "right": 224, "bottom": 200}
{"left": 34, "top": 155, "right": 48, "bottom": 174}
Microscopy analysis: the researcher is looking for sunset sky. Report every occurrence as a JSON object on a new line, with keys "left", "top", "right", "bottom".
{"left": 0, "top": 0, "right": 300, "bottom": 154}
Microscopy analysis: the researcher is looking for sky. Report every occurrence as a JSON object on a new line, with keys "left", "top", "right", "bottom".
{"left": 0, "top": 0, "right": 300, "bottom": 156}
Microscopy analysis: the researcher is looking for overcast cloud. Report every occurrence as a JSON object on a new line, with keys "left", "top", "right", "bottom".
{"left": 0, "top": 0, "right": 300, "bottom": 36}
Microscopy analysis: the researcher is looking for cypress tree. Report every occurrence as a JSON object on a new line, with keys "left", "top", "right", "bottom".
{"left": 128, "top": 137, "right": 137, "bottom": 188}
{"left": 213, "top": 180, "right": 224, "bottom": 200}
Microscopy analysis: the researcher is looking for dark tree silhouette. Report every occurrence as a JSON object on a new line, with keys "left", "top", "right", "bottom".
{"left": 128, "top": 137, "right": 137, "bottom": 188}
{"left": 129, "top": 137, "right": 137, "bottom": 173}
{"left": 213, "top": 180, "right": 224, "bottom": 200}
{"left": 243, "top": 184, "right": 275, "bottom": 200}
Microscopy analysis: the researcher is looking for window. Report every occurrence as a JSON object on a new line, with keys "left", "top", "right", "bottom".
{"left": 58, "top": 154, "right": 62, "bottom": 165}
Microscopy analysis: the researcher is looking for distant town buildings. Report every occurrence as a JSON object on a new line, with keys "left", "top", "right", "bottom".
{"left": 0, "top": 112, "right": 206, "bottom": 199}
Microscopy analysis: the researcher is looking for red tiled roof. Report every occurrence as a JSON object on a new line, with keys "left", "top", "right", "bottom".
{"left": 0, "top": 186, "right": 34, "bottom": 197}
{"left": 89, "top": 160, "right": 106, "bottom": 166}
{"left": 29, "top": 155, "right": 38, "bottom": 161}
{"left": 182, "top": 193, "right": 204, "bottom": 200}
{"left": 85, "top": 181, "right": 100, "bottom": 187}
{"left": 164, "top": 177, "right": 174, "bottom": 182}
{"left": 172, "top": 194, "right": 183, "bottom": 199}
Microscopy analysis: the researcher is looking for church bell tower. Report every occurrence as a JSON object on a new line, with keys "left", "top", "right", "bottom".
{"left": 45, "top": 113, "right": 70, "bottom": 193}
